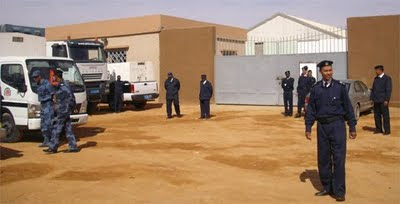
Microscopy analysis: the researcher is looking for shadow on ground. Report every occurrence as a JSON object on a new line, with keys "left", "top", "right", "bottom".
{"left": 299, "top": 169, "right": 323, "bottom": 191}
{"left": 0, "top": 146, "right": 23, "bottom": 160}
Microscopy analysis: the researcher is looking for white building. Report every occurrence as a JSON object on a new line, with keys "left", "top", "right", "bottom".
{"left": 246, "top": 13, "right": 347, "bottom": 55}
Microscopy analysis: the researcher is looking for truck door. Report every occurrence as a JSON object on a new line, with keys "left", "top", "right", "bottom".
{"left": 0, "top": 63, "right": 29, "bottom": 126}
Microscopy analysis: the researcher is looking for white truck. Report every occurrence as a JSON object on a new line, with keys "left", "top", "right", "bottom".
{"left": 0, "top": 57, "right": 88, "bottom": 142}
{"left": 46, "top": 41, "right": 109, "bottom": 113}
{"left": 106, "top": 62, "right": 159, "bottom": 109}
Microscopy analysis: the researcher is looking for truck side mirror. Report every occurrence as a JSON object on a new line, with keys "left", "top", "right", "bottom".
{"left": 17, "top": 84, "right": 27, "bottom": 93}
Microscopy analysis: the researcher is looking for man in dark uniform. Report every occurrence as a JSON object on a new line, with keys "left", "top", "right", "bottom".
{"left": 305, "top": 60, "right": 357, "bottom": 202}
{"left": 281, "top": 71, "right": 294, "bottom": 116}
{"left": 44, "top": 70, "right": 79, "bottom": 154}
{"left": 164, "top": 72, "right": 181, "bottom": 119}
{"left": 370, "top": 65, "right": 392, "bottom": 135}
{"left": 32, "top": 70, "right": 55, "bottom": 147}
{"left": 295, "top": 66, "right": 309, "bottom": 118}
{"left": 199, "top": 74, "right": 213, "bottom": 119}
{"left": 307, "top": 70, "right": 316, "bottom": 93}
{"left": 114, "top": 75, "right": 124, "bottom": 113}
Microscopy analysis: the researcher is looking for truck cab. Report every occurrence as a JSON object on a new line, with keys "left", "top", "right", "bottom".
{"left": 46, "top": 40, "right": 109, "bottom": 113}
{"left": 0, "top": 57, "right": 88, "bottom": 142}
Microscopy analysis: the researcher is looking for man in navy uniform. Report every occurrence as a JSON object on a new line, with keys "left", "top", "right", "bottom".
{"left": 44, "top": 70, "right": 79, "bottom": 154}
{"left": 281, "top": 71, "right": 294, "bottom": 116}
{"left": 295, "top": 66, "right": 309, "bottom": 118}
{"left": 305, "top": 60, "right": 357, "bottom": 202}
{"left": 307, "top": 70, "right": 316, "bottom": 93}
{"left": 32, "top": 70, "right": 55, "bottom": 147}
{"left": 164, "top": 72, "right": 181, "bottom": 119}
{"left": 370, "top": 65, "right": 392, "bottom": 135}
{"left": 199, "top": 74, "right": 213, "bottom": 119}
{"left": 113, "top": 75, "right": 124, "bottom": 113}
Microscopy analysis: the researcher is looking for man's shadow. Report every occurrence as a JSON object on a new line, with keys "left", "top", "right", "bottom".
{"left": 362, "top": 126, "right": 376, "bottom": 132}
{"left": 299, "top": 169, "right": 323, "bottom": 191}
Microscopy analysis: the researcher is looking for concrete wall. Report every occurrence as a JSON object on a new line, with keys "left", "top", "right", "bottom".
{"left": 160, "top": 27, "right": 215, "bottom": 103}
{"left": 215, "top": 52, "right": 347, "bottom": 105}
{"left": 105, "top": 34, "right": 161, "bottom": 87}
{"left": 348, "top": 15, "right": 400, "bottom": 105}
{"left": 0, "top": 33, "right": 46, "bottom": 56}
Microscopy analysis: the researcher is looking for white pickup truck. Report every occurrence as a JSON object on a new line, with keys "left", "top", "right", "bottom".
{"left": 106, "top": 62, "right": 159, "bottom": 109}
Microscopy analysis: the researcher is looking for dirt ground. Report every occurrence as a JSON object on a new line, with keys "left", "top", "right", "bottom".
{"left": 1, "top": 103, "right": 399, "bottom": 204}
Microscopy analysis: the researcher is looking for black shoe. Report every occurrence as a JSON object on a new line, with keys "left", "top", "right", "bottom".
{"left": 43, "top": 148, "right": 57, "bottom": 154}
{"left": 295, "top": 113, "right": 301, "bottom": 118}
{"left": 335, "top": 196, "right": 345, "bottom": 202}
{"left": 315, "top": 190, "right": 330, "bottom": 196}
{"left": 374, "top": 130, "right": 383, "bottom": 134}
{"left": 383, "top": 132, "right": 391, "bottom": 136}
{"left": 66, "top": 148, "right": 80, "bottom": 153}
{"left": 176, "top": 114, "right": 183, "bottom": 118}
{"left": 167, "top": 116, "right": 173, "bottom": 119}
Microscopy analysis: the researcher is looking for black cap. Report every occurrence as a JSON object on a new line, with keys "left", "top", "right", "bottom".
{"left": 56, "top": 70, "right": 63, "bottom": 78}
{"left": 317, "top": 60, "right": 333, "bottom": 70}
{"left": 302, "top": 66, "right": 308, "bottom": 71}
{"left": 285, "top": 71, "right": 290, "bottom": 75}
{"left": 374, "top": 65, "right": 384, "bottom": 70}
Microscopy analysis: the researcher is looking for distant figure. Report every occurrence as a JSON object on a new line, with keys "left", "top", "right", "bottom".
{"left": 32, "top": 70, "right": 54, "bottom": 147}
{"left": 370, "top": 65, "right": 392, "bottom": 135}
{"left": 295, "top": 66, "right": 308, "bottom": 118}
{"left": 199, "top": 74, "right": 213, "bottom": 119}
{"left": 281, "top": 71, "right": 294, "bottom": 116}
{"left": 307, "top": 70, "right": 316, "bottom": 93}
{"left": 44, "top": 70, "right": 79, "bottom": 154}
{"left": 305, "top": 60, "right": 356, "bottom": 202}
{"left": 164, "top": 72, "right": 181, "bottom": 119}
{"left": 113, "top": 75, "right": 124, "bottom": 113}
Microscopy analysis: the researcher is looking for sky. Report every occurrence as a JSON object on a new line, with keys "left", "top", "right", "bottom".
{"left": 0, "top": 0, "right": 399, "bottom": 29}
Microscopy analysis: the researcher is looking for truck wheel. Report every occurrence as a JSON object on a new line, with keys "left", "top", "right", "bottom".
{"left": 87, "top": 102, "right": 98, "bottom": 115}
{"left": 133, "top": 101, "right": 147, "bottom": 109}
{"left": 1, "top": 113, "right": 22, "bottom": 143}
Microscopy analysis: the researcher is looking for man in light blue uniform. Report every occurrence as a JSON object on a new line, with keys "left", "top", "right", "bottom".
{"left": 32, "top": 70, "right": 54, "bottom": 147}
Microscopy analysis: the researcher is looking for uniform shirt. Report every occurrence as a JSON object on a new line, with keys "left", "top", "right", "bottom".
{"left": 297, "top": 75, "right": 308, "bottom": 93}
{"left": 37, "top": 79, "right": 54, "bottom": 103}
{"left": 370, "top": 73, "right": 392, "bottom": 103}
{"left": 307, "top": 76, "right": 316, "bottom": 92}
{"left": 305, "top": 79, "right": 357, "bottom": 132}
{"left": 281, "top": 77, "right": 294, "bottom": 92}
{"left": 164, "top": 77, "right": 180, "bottom": 99}
{"left": 114, "top": 80, "right": 124, "bottom": 95}
{"left": 199, "top": 80, "right": 213, "bottom": 100}
{"left": 55, "top": 81, "right": 73, "bottom": 117}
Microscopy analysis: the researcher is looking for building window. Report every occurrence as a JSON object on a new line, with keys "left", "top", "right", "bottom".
{"left": 221, "top": 50, "right": 238, "bottom": 56}
{"left": 106, "top": 49, "right": 127, "bottom": 63}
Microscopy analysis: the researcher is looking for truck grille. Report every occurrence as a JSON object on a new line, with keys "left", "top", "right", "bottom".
{"left": 82, "top": 73, "right": 102, "bottom": 80}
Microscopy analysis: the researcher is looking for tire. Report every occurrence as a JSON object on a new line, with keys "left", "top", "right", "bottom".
{"left": 355, "top": 104, "right": 360, "bottom": 121}
{"left": 133, "top": 101, "right": 147, "bottom": 109}
{"left": 1, "top": 113, "right": 22, "bottom": 143}
{"left": 87, "top": 102, "right": 98, "bottom": 115}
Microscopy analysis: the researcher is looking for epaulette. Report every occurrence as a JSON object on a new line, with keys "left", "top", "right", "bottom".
{"left": 336, "top": 80, "right": 346, "bottom": 86}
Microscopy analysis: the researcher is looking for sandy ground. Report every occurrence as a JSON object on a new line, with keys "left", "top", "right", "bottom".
{"left": 1, "top": 103, "right": 399, "bottom": 204}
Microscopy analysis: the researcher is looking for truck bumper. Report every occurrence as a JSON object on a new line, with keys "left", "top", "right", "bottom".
{"left": 27, "top": 113, "right": 89, "bottom": 130}
{"left": 131, "top": 93, "right": 159, "bottom": 102}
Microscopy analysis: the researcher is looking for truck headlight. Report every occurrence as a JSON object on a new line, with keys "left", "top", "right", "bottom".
{"left": 28, "top": 104, "right": 41, "bottom": 118}
{"left": 80, "top": 100, "right": 87, "bottom": 113}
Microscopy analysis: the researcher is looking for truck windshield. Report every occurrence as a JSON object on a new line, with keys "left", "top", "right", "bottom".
{"left": 69, "top": 46, "right": 106, "bottom": 63}
{"left": 26, "top": 59, "right": 85, "bottom": 93}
